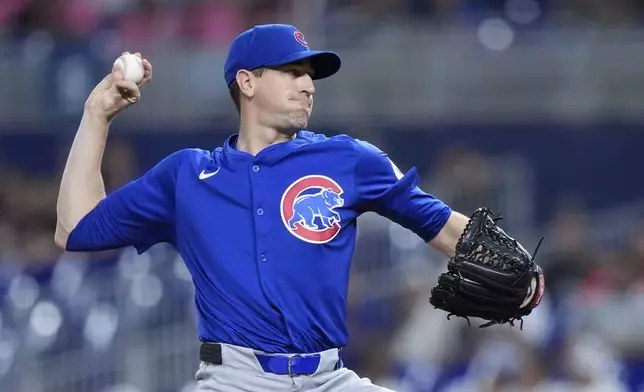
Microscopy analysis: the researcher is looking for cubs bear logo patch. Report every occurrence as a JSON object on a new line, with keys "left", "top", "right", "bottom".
{"left": 280, "top": 175, "right": 344, "bottom": 244}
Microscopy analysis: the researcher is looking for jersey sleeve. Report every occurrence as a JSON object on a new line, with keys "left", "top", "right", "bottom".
{"left": 353, "top": 140, "right": 452, "bottom": 242}
{"left": 66, "top": 149, "right": 188, "bottom": 254}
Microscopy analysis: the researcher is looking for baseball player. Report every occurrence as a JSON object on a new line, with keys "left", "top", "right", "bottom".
{"left": 55, "top": 24, "right": 543, "bottom": 391}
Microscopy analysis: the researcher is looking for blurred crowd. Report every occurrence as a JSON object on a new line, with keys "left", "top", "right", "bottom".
{"left": 0, "top": 138, "right": 137, "bottom": 272}
{"left": 1, "top": 0, "right": 644, "bottom": 49}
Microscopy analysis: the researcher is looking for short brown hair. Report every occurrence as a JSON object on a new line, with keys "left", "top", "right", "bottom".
{"left": 228, "top": 68, "right": 266, "bottom": 115}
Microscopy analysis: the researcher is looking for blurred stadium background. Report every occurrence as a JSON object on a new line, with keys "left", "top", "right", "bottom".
{"left": 1, "top": 0, "right": 644, "bottom": 391}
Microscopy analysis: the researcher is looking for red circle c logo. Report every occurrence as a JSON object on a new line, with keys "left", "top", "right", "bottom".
{"left": 294, "top": 31, "right": 308, "bottom": 47}
{"left": 280, "top": 175, "right": 344, "bottom": 244}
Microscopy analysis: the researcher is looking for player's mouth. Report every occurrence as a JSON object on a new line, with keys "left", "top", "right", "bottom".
{"left": 290, "top": 96, "right": 312, "bottom": 109}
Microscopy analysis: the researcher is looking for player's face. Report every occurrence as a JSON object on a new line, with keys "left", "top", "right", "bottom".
{"left": 254, "top": 60, "right": 315, "bottom": 132}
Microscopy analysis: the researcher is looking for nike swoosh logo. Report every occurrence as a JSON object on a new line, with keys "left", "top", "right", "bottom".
{"left": 199, "top": 167, "right": 220, "bottom": 180}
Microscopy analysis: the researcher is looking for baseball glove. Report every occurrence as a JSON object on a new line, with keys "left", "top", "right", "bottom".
{"left": 429, "top": 207, "right": 545, "bottom": 329}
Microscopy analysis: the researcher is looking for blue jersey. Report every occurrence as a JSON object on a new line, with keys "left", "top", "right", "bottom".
{"left": 66, "top": 131, "right": 452, "bottom": 353}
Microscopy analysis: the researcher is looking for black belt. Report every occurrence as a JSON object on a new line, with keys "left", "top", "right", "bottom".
{"left": 200, "top": 342, "right": 223, "bottom": 365}
{"left": 200, "top": 343, "right": 342, "bottom": 376}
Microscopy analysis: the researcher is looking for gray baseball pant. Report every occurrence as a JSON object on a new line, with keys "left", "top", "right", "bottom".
{"left": 194, "top": 343, "right": 396, "bottom": 392}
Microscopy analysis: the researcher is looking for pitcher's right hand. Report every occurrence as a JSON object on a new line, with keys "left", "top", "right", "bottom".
{"left": 84, "top": 51, "right": 153, "bottom": 122}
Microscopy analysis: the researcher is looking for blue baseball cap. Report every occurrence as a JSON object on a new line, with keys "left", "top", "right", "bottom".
{"left": 224, "top": 24, "right": 341, "bottom": 87}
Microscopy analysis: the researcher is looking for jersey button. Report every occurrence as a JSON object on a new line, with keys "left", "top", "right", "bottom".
{"left": 257, "top": 208, "right": 264, "bottom": 215}
{"left": 260, "top": 254, "right": 267, "bottom": 262}
{"left": 252, "top": 165, "right": 260, "bottom": 172}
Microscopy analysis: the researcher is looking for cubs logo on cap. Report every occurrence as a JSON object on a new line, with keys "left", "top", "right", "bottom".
{"left": 224, "top": 24, "right": 341, "bottom": 87}
{"left": 294, "top": 31, "right": 308, "bottom": 46}
{"left": 281, "top": 175, "right": 345, "bottom": 244}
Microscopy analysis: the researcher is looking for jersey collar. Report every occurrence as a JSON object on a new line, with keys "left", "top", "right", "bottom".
{"left": 221, "top": 131, "right": 309, "bottom": 166}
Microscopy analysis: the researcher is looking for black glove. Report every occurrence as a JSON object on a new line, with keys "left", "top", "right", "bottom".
{"left": 429, "top": 207, "right": 546, "bottom": 329}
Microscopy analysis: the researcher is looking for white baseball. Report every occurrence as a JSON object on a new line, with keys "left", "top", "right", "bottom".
{"left": 114, "top": 53, "right": 144, "bottom": 84}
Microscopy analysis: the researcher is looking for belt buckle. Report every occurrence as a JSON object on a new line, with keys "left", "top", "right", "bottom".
{"left": 288, "top": 354, "right": 302, "bottom": 377}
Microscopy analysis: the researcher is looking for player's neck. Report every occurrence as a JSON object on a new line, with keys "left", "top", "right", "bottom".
{"left": 237, "top": 122, "right": 296, "bottom": 156}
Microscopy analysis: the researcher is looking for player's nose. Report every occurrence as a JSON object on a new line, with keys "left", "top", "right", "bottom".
{"left": 298, "top": 74, "right": 315, "bottom": 96}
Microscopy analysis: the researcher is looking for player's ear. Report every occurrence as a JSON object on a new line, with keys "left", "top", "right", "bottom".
{"left": 236, "top": 70, "right": 255, "bottom": 98}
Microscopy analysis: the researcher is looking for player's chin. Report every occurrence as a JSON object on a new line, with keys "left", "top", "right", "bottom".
{"left": 286, "top": 111, "right": 310, "bottom": 129}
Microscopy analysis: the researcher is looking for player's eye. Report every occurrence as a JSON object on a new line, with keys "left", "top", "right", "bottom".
{"left": 285, "top": 68, "right": 310, "bottom": 78}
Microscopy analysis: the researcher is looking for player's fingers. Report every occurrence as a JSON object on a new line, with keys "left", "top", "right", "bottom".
{"left": 114, "top": 80, "right": 138, "bottom": 93}
{"left": 139, "top": 59, "right": 152, "bottom": 88}
{"left": 104, "top": 69, "right": 124, "bottom": 92}
{"left": 121, "top": 51, "right": 130, "bottom": 56}
{"left": 111, "top": 69, "right": 124, "bottom": 82}
{"left": 95, "top": 64, "right": 123, "bottom": 92}
{"left": 114, "top": 80, "right": 141, "bottom": 104}
{"left": 134, "top": 52, "right": 142, "bottom": 59}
